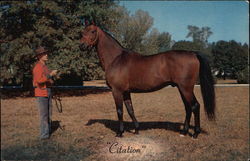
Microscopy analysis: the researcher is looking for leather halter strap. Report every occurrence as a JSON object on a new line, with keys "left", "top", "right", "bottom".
{"left": 88, "top": 28, "right": 99, "bottom": 46}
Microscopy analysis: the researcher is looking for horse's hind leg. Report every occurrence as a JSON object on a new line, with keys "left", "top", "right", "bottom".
{"left": 178, "top": 84, "right": 201, "bottom": 138}
{"left": 192, "top": 95, "right": 201, "bottom": 139}
{"left": 123, "top": 92, "right": 139, "bottom": 134}
{"left": 112, "top": 88, "right": 124, "bottom": 137}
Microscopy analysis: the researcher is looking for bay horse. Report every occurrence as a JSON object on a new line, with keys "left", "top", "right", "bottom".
{"left": 80, "top": 24, "right": 215, "bottom": 139}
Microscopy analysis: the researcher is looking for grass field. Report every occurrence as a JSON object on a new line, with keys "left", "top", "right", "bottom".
{"left": 1, "top": 86, "right": 249, "bottom": 161}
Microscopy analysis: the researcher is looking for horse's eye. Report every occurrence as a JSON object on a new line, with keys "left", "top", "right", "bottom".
{"left": 92, "top": 30, "right": 96, "bottom": 34}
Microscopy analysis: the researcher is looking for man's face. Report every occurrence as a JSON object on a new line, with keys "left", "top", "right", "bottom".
{"left": 39, "top": 53, "right": 48, "bottom": 61}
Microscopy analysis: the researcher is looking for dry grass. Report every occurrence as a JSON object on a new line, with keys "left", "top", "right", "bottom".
{"left": 1, "top": 86, "right": 249, "bottom": 161}
{"left": 216, "top": 79, "right": 238, "bottom": 84}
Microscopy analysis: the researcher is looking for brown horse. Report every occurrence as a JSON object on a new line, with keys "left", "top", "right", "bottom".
{"left": 80, "top": 24, "right": 215, "bottom": 139}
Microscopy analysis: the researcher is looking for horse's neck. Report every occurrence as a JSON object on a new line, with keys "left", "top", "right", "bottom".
{"left": 96, "top": 29, "right": 123, "bottom": 71}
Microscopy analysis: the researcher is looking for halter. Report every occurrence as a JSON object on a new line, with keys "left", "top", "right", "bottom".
{"left": 88, "top": 28, "right": 99, "bottom": 47}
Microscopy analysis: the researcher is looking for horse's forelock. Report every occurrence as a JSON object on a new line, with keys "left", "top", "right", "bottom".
{"left": 84, "top": 24, "right": 96, "bottom": 31}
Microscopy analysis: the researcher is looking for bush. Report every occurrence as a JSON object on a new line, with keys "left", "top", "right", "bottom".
{"left": 237, "top": 67, "right": 249, "bottom": 84}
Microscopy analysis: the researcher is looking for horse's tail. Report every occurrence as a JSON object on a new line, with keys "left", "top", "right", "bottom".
{"left": 196, "top": 53, "right": 216, "bottom": 120}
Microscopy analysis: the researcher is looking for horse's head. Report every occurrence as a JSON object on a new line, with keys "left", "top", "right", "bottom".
{"left": 80, "top": 24, "right": 99, "bottom": 49}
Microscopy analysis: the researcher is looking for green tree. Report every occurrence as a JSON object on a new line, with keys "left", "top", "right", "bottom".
{"left": 172, "top": 25, "right": 214, "bottom": 64}
{"left": 141, "top": 28, "right": 160, "bottom": 55}
{"left": 200, "top": 27, "right": 213, "bottom": 46}
{"left": 157, "top": 32, "right": 172, "bottom": 52}
{"left": 1, "top": 1, "right": 175, "bottom": 86}
{"left": 110, "top": 8, "right": 172, "bottom": 55}
{"left": 186, "top": 25, "right": 200, "bottom": 42}
{"left": 237, "top": 67, "right": 249, "bottom": 84}
{"left": 0, "top": 1, "right": 118, "bottom": 86}
{"left": 114, "top": 9, "right": 154, "bottom": 53}
{"left": 212, "top": 40, "right": 248, "bottom": 79}
{"left": 186, "top": 25, "right": 213, "bottom": 48}
{"left": 172, "top": 40, "right": 203, "bottom": 51}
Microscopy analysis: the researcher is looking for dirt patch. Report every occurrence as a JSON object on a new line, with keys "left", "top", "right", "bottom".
{"left": 83, "top": 80, "right": 107, "bottom": 87}
{"left": 216, "top": 79, "right": 238, "bottom": 84}
{"left": 1, "top": 86, "right": 249, "bottom": 160}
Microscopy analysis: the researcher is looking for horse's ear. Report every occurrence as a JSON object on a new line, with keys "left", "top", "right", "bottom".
{"left": 91, "top": 20, "right": 95, "bottom": 26}
{"left": 85, "top": 19, "right": 90, "bottom": 26}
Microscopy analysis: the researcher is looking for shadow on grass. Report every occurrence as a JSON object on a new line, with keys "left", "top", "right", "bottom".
{"left": 1, "top": 141, "right": 91, "bottom": 161}
{"left": 86, "top": 119, "right": 208, "bottom": 136}
{"left": 50, "top": 120, "right": 65, "bottom": 135}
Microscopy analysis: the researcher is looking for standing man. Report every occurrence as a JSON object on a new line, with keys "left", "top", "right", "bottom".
{"left": 33, "top": 46, "right": 57, "bottom": 139}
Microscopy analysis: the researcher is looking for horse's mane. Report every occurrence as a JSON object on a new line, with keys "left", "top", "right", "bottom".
{"left": 102, "top": 29, "right": 125, "bottom": 49}
{"left": 99, "top": 27, "right": 140, "bottom": 55}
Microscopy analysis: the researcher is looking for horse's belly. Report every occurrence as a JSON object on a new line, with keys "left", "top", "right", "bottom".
{"left": 128, "top": 74, "right": 169, "bottom": 91}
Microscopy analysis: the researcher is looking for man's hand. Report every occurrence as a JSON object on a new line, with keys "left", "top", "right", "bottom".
{"left": 50, "top": 70, "right": 58, "bottom": 77}
{"left": 48, "top": 79, "right": 54, "bottom": 84}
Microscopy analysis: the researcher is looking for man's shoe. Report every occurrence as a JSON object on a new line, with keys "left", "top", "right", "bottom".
{"left": 40, "top": 136, "right": 49, "bottom": 140}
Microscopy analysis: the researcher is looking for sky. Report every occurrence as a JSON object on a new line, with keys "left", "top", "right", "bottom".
{"left": 119, "top": 1, "right": 249, "bottom": 44}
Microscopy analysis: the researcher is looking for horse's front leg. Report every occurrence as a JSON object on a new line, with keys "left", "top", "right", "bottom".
{"left": 112, "top": 88, "right": 124, "bottom": 137}
{"left": 124, "top": 92, "right": 139, "bottom": 134}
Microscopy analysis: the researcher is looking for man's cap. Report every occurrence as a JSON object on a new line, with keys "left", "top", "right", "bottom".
{"left": 35, "top": 46, "right": 48, "bottom": 58}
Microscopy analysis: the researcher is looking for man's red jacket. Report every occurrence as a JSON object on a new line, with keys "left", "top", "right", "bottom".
{"left": 33, "top": 62, "right": 52, "bottom": 97}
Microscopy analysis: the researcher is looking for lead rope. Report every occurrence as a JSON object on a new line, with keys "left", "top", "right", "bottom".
{"left": 52, "top": 92, "right": 64, "bottom": 131}
{"left": 53, "top": 95, "right": 63, "bottom": 113}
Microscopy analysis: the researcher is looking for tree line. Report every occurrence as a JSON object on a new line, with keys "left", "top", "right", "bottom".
{"left": 0, "top": 1, "right": 248, "bottom": 87}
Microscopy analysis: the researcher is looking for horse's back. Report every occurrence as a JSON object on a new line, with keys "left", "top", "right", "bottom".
{"left": 107, "top": 50, "right": 200, "bottom": 91}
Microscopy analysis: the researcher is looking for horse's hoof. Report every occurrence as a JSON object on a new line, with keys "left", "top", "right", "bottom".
{"left": 116, "top": 133, "right": 123, "bottom": 137}
{"left": 192, "top": 133, "right": 199, "bottom": 139}
{"left": 180, "top": 130, "right": 188, "bottom": 137}
{"left": 134, "top": 130, "right": 139, "bottom": 135}
{"left": 180, "top": 134, "right": 186, "bottom": 137}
